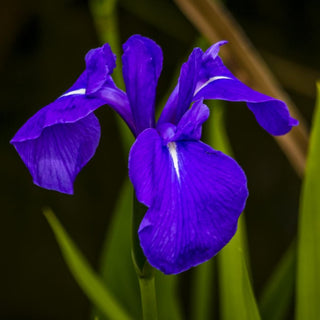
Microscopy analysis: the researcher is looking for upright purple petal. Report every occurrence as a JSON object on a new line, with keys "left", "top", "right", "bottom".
{"left": 157, "top": 100, "right": 209, "bottom": 143}
{"left": 83, "top": 43, "right": 135, "bottom": 132}
{"left": 62, "top": 44, "right": 135, "bottom": 133}
{"left": 202, "top": 41, "right": 227, "bottom": 60}
{"left": 173, "top": 99, "right": 209, "bottom": 141}
{"left": 11, "top": 113, "right": 100, "bottom": 194}
{"left": 85, "top": 43, "right": 117, "bottom": 94}
{"left": 129, "top": 129, "right": 248, "bottom": 274}
{"left": 158, "top": 48, "right": 203, "bottom": 125}
{"left": 122, "top": 35, "right": 163, "bottom": 135}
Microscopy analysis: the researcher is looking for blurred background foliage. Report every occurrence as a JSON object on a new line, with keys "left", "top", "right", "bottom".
{"left": 0, "top": 0, "right": 319, "bottom": 319}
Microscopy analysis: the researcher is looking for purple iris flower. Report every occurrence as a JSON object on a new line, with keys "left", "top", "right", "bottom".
{"left": 10, "top": 35, "right": 298, "bottom": 274}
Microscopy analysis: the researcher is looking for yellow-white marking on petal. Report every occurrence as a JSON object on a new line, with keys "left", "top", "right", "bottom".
{"left": 60, "top": 88, "right": 86, "bottom": 98}
{"left": 168, "top": 142, "right": 180, "bottom": 179}
{"left": 194, "top": 76, "right": 231, "bottom": 95}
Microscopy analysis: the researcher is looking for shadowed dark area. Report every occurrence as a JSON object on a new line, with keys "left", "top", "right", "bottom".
{"left": 0, "top": 0, "right": 318, "bottom": 319}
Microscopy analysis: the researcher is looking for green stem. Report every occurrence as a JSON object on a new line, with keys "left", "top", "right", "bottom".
{"left": 191, "top": 260, "right": 214, "bottom": 320}
{"left": 132, "top": 196, "right": 158, "bottom": 320}
{"left": 138, "top": 273, "right": 158, "bottom": 320}
{"left": 90, "top": 0, "right": 134, "bottom": 154}
{"left": 89, "top": 0, "right": 123, "bottom": 87}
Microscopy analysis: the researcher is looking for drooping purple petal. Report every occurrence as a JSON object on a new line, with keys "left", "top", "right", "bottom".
{"left": 11, "top": 113, "right": 100, "bottom": 194}
{"left": 129, "top": 128, "right": 248, "bottom": 274}
{"left": 10, "top": 91, "right": 109, "bottom": 194}
{"left": 122, "top": 35, "right": 163, "bottom": 135}
{"left": 158, "top": 48, "right": 203, "bottom": 126}
{"left": 11, "top": 94, "right": 107, "bottom": 142}
{"left": 197, "top": 48, "right": 232, "bottom": 90}
{"left": 10, "top": 41, "right": 136, "bottom": 194}
{"left": 194, "top": 76, "right": 298, "bottom": 135}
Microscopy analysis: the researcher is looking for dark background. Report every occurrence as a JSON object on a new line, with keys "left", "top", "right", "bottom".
{"left": 1, "top": 0, "right": 319, "bottom": 319}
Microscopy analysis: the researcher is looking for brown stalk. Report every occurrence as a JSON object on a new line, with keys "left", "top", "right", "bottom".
{"left": 174, "top": 0, "right": 309, "bottom": 178}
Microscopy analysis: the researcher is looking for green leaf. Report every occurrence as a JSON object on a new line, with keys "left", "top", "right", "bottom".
{"left": 191, "top": 260, "right": 215, "bottom": 320}
{"left": 92, "top": 181, "right": 141, "bottom": 320}
{"left": 218, "top": 218, "right": 260, "bottom": 320}
{"left": 259, "top": 242, "right": 295, "bottom": 320}
{"left": 92, "top": 179, "right": 183, "bottom": 320}
{"left": 43, "top": 208, "right": 132, "bottom": 320}
{"left": 156, "top": 271, "right": 183, "bottom": 320}
{"left": 296, "top": 82, "right": 320, "bottom": 320}
{"left": 207, "top": 102, "right": 261, "bottom": 320}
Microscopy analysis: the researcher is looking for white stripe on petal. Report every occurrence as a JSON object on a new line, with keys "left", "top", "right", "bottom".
{"left": 167, "top": 142, "right": 180, "bottom": 180}
{"left": 60, "top": 88, "right": 86, "bottom": 98}
{"left": 194, "top": 76, "right": 231, "bottom": 95}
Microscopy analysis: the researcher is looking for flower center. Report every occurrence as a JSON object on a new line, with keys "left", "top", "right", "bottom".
{"left": 157, "top": 122, "right": 177, "bottom": 142}
{"left": 167, "top": 141, "right": 180, "bottom": 180}
{"left": 60, "top": 88, "right": 86, "bottom": 98}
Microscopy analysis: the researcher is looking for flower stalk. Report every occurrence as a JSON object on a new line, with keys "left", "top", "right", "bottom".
{"left": 132, "top": 195, "right": 158, "bottom": 320}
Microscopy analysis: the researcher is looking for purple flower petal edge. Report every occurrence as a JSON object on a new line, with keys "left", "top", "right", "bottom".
{"left": 158, "top": 48, "right": 202, "bottom": 125}
{"left": 122, "top": 35, "right": 163, "bottom": 135}
{"left": 11, "top": 114, "right": 100, "bottom": 194}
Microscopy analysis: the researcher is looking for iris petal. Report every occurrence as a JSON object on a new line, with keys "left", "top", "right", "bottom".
{"left": 129, "top": 129, "right": 248, "bottom": 274}
{"left": 174, "top": 99, "right": 209, "bottom": 141}
{"left": 195, "top": 53, "right": 298, "bottom": 135}
{"left": 202, "top": 40, "right": 228, "bottom": 62}
{"left": 194, "top": 77, "right": 298, "bottom": 135}
{"left": 11, "top": 113, "right": 100, "bottom": 194}
{"left": 63, "top": 44, "right": 134, "bottom": 132}
{"left": 10, "top": 42, "right": 135, "bottom": 194}
{"left": 10, "top": 92, "right": 108, "bottom": 193}
{"left": 122, "top": 35, "right": 163, "bottom": 135}
{"left": 85, "top": 43, "right": 117, "bottom": 94}
{"left": 83, "top": 43, "right": 135, "bottom": 132}
{"left": 11, "top": 94, "right": 107, "bottom": 142}
{"left": 158, "top": 48, "right": 203, "bottom": 125}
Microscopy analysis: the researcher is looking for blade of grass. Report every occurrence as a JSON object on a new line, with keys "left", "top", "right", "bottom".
{"left": 207, "top": 102, "right": 260, "bottom": 320}
{"left": 259, "top": 242, "right": 296, "bottom": 320}
{"left": 191, "top": 260, "right": 215, "bottom": 320}
{"left": 296, "top": 83, "right": 320, "bottom": 320}
{"left": 218, "top": 218, "right": 260, "bottom": 320}
{"left": 91, "top": 181, "right": 141, "bottom": 320}
{"left": 43, "top": 208, "right": 132, "bottom": 320}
